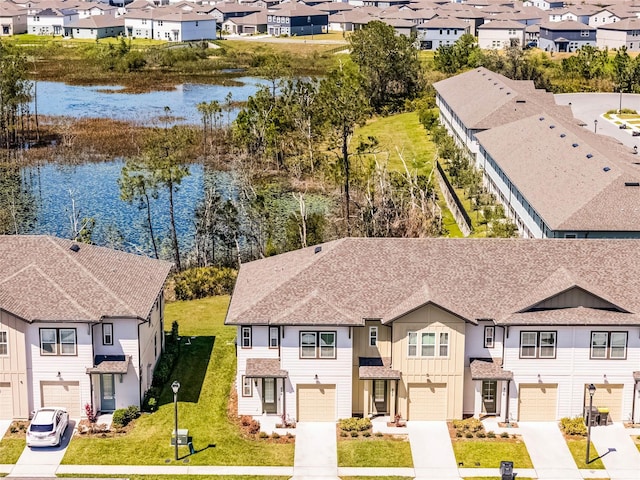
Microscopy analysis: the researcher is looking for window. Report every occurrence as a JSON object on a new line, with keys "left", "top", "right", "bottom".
{"left": 484, "top": 326, "right": 495, "bottom": 348}
{"left": 591, "top": 331, "right": 627, "bottom": 359}
{"left": 519, "top": 331, "right": 556, "bottom": 358}
{"left": 300, "top": 331, "right": 336, "bottom": 359}
{"left": 102, "top": 323, "right": 113, "bottom": 345}
{"left": 409, "top": 331, "right": 449, "bottom": 357}
{"left": 269, "top": 326, "right": 279, "bottom": 349}
{"left": 0, "top": 331, "right": 7, "bottom": 356}
{"left": 195, "top": 21, "right": 198, "bottom": 26}
{"left": 242, "top": 376, "right": 252, "bottom": 396}
{"left": 154, "top": 333, "right": 158, "bottom": 357}
{"left": 439, "top": 332, "right": 449, "bottom": 357}
{"left": 373, "top": 380, "right": 385, "bottom": 402}
{"left": 581, "top": 30, "right": 590, "bottom": 37}
{"left": 40, "top": 328, "right": 76, "bottom": 356}
{"left": 158, "top": 20, "right": 163, "bottom": 26}
{"left": 564, "top": 233, "right": 577, "bottom": 238}
{"left": 421, "top": 332, "right": 435, "bottom": 356}
{"left": 241, "top": 326, "right": 252, "bottom": 348}
{"left": 369, "top": 327, "right": 378, "bottom": 347}
{"left": 408, "top": 332, "right": 417, "bottom": 356}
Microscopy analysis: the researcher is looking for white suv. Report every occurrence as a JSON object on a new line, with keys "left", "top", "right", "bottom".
{"left": 26, "top": 407, "right": 69, "bottom": 447}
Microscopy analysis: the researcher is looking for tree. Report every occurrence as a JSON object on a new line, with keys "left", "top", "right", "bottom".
{"left": 349, "top": 21, "right": 423, "bottom": 113}
{"left": 318, "top": 64, "right": 371, "bottom": 235}
{"left": 613, "top": 46, "right": 634, "bottom": 93}
{"left": 434, "top": 34, "right": 480, "bottom": 74}
{"left": 193, "top": 185, "right": 239, "bottom": 267}
{"left": 0, "top": 40, "right": 33, "bottom": 149}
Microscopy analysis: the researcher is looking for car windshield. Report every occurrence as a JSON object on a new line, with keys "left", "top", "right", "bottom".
{"left": 30, "top": 423, "right": 54, "bottom": 432}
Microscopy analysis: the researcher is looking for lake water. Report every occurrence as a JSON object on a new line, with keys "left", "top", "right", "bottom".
{"left": 32, "top": 77, "right": 268, "bottom": 125}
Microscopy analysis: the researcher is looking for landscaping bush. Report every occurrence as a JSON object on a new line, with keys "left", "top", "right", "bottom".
{"left": 125, "top": 405, "right": 140, "bottom": 422}
{"left": 142, "top": 386, "right": 160, "bottom": 412}
{"left": 259, "top": 431, "right": 268, "bottom": 439}
{"left": 559, "top": 416, "right": 587, "bottom": 436}
{"left": 362, "top": 431, "right": 371, "bottom": 437}
{"left": 452, "top": 418, "right": 484, "bottom": 433}
{"left": 338, "top": 417, "right": 372, "bottom": 432}
{"left": 271, "top": 432, "right": 280, "bottom": 439}
{"left": 465, "top": 432, "right": 474, "bottom": 438}
{"left": 500, "top": 431, "right": 510, "bottom": 438}
{"left": 350, "top": 431, "right": 359, "bottom": 437}
{"left": 476, "top": 431, "right": 486, "bottom": 438}
{"left": 173, "top": 267, "right": 237, "bottom": 300}
{"left": 112, "top": 405, "right": 140, "bottom": 428}
{"left": 487, "top": 431, "right": 496, "bottom": 438}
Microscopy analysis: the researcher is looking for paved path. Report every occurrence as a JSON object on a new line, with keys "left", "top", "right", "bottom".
{"left": 518, "top": 422, "right": 582, "bottom": 480}
{"left": 590, "top": 423, "right": 640, "bottom": 480}
{"left": 407, "top": 421, "right": 461, "bottom": 479}
{"left": 291, "top": 422, "right": 339, "bottom": 479}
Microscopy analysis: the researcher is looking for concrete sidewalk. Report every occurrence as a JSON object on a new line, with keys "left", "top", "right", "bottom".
{"left": 407, "top": 421, "right": 461, "bottom": 479}
{"left": 518, "top": 422, "right": 582, "bottom": 480}
{"left": 590, "top": 423, "right": 640, "bottom": 480}
{"left": 291, "top": 422, "right": 338, "bottom": 479}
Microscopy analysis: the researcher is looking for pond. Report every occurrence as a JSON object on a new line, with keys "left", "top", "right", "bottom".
{"left": 32, "top": 78, "right": 268, "bottom": 125}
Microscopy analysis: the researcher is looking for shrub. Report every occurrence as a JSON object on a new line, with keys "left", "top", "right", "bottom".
{"left": 173, "top": 267, "right": 238, "bottom": 300}
{"left": 487, "top": 431, "right": 496, "bottom": 438}
{"left": 112, "top": 409, "right": 127, "bottom": 427}
{"left": 357, "top": 417, "right": 372, "bottom": 431}
{"left": 453, "top": 417, "right": 485, "bottom": 434}
{"left": 247, "top": 419, "right": 260, "bottom": 435}
{"left": 125, "top": 405, "right": 140, "bottom": 423}
{"left": 375, "top": 432, "right": 383, "bottom": 437}
{"left": 240, "top": 416, "right": 253, "bottom": 427}
{"left": 465, "top": 432, "right": 474, "bottom": 438}
{"left": 286, "top": 432, "right": 294, "bottom": 439}
{"left": 456, "top": 431, "right": 463, "bottom": 437}
{"left": 143, "top": 386, "right": 160, "bottom": 412}
{"left": 259, "top": 431, "right": 268, "bottom": 439}
{"left": 84, "top": 403, "right": 97, "bottom": 423}
{"left": 339, "top": 417, "right": 372, "bottom": 432}
{"left": 476, "top": 431, "right": 486, "bottom": 438}
{"left": 350, "top": 431, "right": 359, "bottom": 437}
{"left": 271, "top": 432, "right": 280, "bottom": 439}
{"left": 340, "top": 431, "right": 348, "bottom": 437}
{"left": 559, "top": 416, "right": 587, "bottom": 436}
{"left": 362, "top": 431, "right": 371, "bottom": 437}
{"left": 500, "top": 431, "right": 510, "bottom": 438}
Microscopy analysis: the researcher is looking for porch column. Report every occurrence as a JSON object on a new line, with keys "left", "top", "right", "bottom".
{"left": 363, "top": 380, "right": 370, "bottom": 418}
{"left": 389, "top": 380, "right": 396, "bottom": 419}
{"left": 473, "top": 380, "right": 482, "bottom": 418}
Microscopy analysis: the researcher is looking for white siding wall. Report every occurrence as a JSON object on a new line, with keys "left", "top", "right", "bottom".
{"left": 503, "top": 326, "right": 640, "bottom": 422}
{"left": 155, "top": 19, "right": 216, "bottom": 41}
{"left": 596, "top": 29, "right": 628, "bottom": 50}
{"left": 478, "top": 29, "right": 525, "bottom": 49}
{"left": 125, "top": 18, "right": 153, "bottom": 38}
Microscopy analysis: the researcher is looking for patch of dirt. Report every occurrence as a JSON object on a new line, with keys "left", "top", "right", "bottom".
{"left": 4, "top": 421, "right": 28, "bottom": 439}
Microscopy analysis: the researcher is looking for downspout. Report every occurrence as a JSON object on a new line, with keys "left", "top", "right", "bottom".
{"left": 632, "top": 379, "right": 638, "bottom": 425}
{"left": 505, "top": 381, "right": 510, "bottom": 424}
{"left": 137, "top": 316, "right": 149, "bottom": 407}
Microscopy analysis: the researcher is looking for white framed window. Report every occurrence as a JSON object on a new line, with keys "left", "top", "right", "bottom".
{"left": 484, "top": 326, "right": 495, "bottom": 348}
{"left": 319, "top": 332, "right": 336, "bottom": 358}
{"left": 300, "top": 332, "right": 317, "bottom": 358}
{"left": 0, "top": 331, "right": 7, "bottom": 356}
{"left": 300, "top": 331, "right": 335, "bottom": 359}
{"left": 269, "top": 326, "right": 279, "bottom": 349}
{"left": 581, "top": 30, "right": 590, "bottom": 37}
{"left": 439, "top": 332, "right": 449, "bottom": 357}
{"left": 369, "top": 326, "right": 378, "bottom": 347}
{"left": 408, "top": 332, "right": 417, "bottom": 356}
{"left": 520, "top": 331, "right": 556, "bottom": 358}
{"left": 421, "top": 332, "right": 435, "bottom": 357}
{"left": 41, "top": 328, "right": 57, "bottom": 355}
{"left": 241, "top": 326, "right": 252, "bottom": 348}
{"left": 103, "top": 323, "right": 113, "bottom": 346}
{"left": 60, "top": 329, "right": 76, "bottom": 355}
{"left": 591, "top": 331, "right": 627, "bottom": 359}
{"left": 373, "top": 380, "right": 385, "bottom": 402}
{"left": 242, "top": 376, "right": 252, "bottom": 397}
{"left": 40, "top": 328, "right": 76, "bottom": 356}
{"left": 408, "top": 331, "right": 449, "bottom": 357}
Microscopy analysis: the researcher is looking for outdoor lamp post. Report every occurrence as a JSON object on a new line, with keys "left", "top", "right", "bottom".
{"left": 594, "top": 119, "right": 598, "bottom": 133}
{"left": 172, "top": 380, "right": 181, "bottom": 461}
{"left": 586, "top": 383, "right": 596, "bottom": 465}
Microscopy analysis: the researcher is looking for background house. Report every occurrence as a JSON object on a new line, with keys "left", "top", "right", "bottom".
{"left": 477, "top": 19, "right": 525, "bottom": 49}
{"left": 538, "top": 20, "right": 596, "bottom": 52}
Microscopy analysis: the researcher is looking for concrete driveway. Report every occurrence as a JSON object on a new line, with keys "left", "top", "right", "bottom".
{"left": 292, "top": 422, "right": 338, "bottom": 479}
{"left": 518, "top": 422, "right": 581, "bottom": 479}
{"left": 590, "top": 423, "right": 640, "bottom": 479}
{"left": 407, "top": 421, "right": 460, "bottom": 479}
{"left": 9, "top": 419, "right": 76, "bottom": 478}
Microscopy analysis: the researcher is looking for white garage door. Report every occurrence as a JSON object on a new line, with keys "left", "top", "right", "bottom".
{"left": 297, "top": 384, "right": 336, "bottom": 422}
{"left": 586, "top": 384, "right": 623, "bottom": 422}
{"left": 519, "top": 383, "right": 558, "bottom": 421}
{"left": 41, "top": 381, "right": 81, "bottom": 418}
{"left": 0, "top": 382, "right": 13, "bottom": 420}
{"left": 408, "top": 383, "right": 447, "bottom": 420}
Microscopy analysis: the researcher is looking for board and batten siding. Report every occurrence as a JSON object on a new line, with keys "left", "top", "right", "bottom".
{"left": 391, "top": 304, "right": 466, "bottom": 420}
{"left": 503, "top": 325, "right": 640, "bottom": 422}
{"left": 0, "top": 310, "right": 29, "bottom": 419}
{"left": 280, "top": 326, "right": 352, "bottom": 421}
{"left": 236, "top": 325, "right": 280, "bottom": 416}
{"left": 351, "top": 320, "right": 391, "bottom": 415}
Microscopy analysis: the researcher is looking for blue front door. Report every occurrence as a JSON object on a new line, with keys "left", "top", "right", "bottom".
{"left": 100, "top": 374, "right": 116, "bottom": 412}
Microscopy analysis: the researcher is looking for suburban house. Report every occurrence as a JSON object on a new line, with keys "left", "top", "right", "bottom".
{"left": 27, "top": 7, "right": 79, "bottom": 35}
{"left": 588, "top": 8, "right": 623, "bottom": 28}
{"left": 538, "top": 20, "right": 596, "bottom": 52}
{"left": 0, "top": 2, "right": 27, "bottom": 35}
{"left": 416, "top": 17, "right": 469, "bottom": 50}
{"left": 222, "top": 10, "right": 267, "bottom": 35}
{"left": 64, "top": 15, "right": 125, "bottom": 39}
{"left": 596, "top": 17, "right": 640, "bottom": 51}
{"left": 209, "top": 3, "right": 263, "bottom": 23}
{"left": 0, "top": 236, "right": 172, "bottom": 420}
{"left": 477, "top": 19, "right": 526, "bottom": 49}
{"left": 227, "top": 237, "right": 640, "bottom": 423}
{"left": 123, "top": 9, "right": 154, "bottom": 38}
{"left": 522, "top": 0, "right": 563, "bottom": 11}
{"left": 153, "top": 10, "right": 216, "bottom": 41}
{"left": 267, "top": 3, "right": 328, "bottom": 36}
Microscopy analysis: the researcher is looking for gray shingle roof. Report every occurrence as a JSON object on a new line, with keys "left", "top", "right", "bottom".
{"left": 358, "top": 357, "right": 401, "bottom": 380}
{"left": 470, "top": 358, "right": 513, "bottom": 380}
{"left": 86, "top": 355, "right": 131, "bottom": 374}
{"left": 226, "top": 238, "right": 640, "bottom": 327}
{"left": 0, "top": 235, "right": 172, "bottom": 322}
{"left": 245, "top": 358, "right": 288, "bottom": 378}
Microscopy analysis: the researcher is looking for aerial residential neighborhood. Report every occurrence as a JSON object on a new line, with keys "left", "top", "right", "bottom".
{"left": 2, "top": 0, "right": 640, "bottom": 478}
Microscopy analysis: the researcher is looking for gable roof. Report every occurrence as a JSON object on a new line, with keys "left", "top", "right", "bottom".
{"left": 226, "top": 238, "right": 640, "bottom": 327}
{"left": 0, "top": 235, "right": 172, "bottom": 323}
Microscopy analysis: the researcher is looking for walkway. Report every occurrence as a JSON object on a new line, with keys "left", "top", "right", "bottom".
{"left": 518, "top": 422, "right": 582, "bottom": 480}
{"left": 590, "top": 423, "right": 640, "bottom": 480}
{"left": 407, "top": 421, "right": 461, "bottom": 479}
{"left": 291, "top": 422, "right": 338, "bottom": 479}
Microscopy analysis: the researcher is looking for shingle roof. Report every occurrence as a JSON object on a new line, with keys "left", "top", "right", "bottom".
{"left": 540, "top": 20, "right": 596, "bottom": 30}
{"left": 0, "top": 235, "right": 172, "bottom": 322}
{"left": 245, "top": 358, "right": 288, "bottom": 378}
{"left": 358, "top": 357, "right": 401, "bottom": 380}
{"left": 226, "top": 238, "right": 640, "bottom": 327}
{"left": 86, "top": 355, "right": 131, "bottom": 374}
{"left": 499, "top": 307, "right": 640, "bottom": 326}
{"left": 470, "top": 358, "right": 513, "bottom": 380}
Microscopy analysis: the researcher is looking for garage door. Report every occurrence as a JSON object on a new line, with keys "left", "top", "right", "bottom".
{"left": 41, "top": 381, "right": 81, "bottom": 418}
{"left": 519, "top": 383, "right": 558, "bottom": 421}
{"left": 585, "top": 384, "right": 623, "bottom": 422}
{"left": 0, "top": 382, "right": 13, "bottom": 420}
{"left": 408, "top": 383, "right": 447, "bottom": 420}
{"left": 297, "top": 384, "right": 335, "bottom": 421}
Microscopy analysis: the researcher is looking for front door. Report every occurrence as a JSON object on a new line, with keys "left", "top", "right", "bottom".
{"left": 100, "top": 374, "right": 116, "bottom": 412}
{"left": 482, "top": 380, "right": 497, "bottom": 415}
{"left": 262, "top": 378, "right": 276, "bottom": 414}
{"left": 373, "top": 380, "right": 387, "bottom": 414}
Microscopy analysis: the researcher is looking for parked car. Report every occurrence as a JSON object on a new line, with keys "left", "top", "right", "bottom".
{"left": 619, "top": 123, "right": 628, "bottom": 129}
{"left": 26, "top": 407, "right": 69, "bottom": 447}
{"left": 632, "top": 131, "right": 640, "bottom": 136}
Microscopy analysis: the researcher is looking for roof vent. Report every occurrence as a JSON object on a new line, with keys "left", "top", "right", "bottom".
{"left": 549, "top": 125, "right": 555, "bottom": 129}
{"left": 625, "top": 181, "right": 640, "bottom": 186}
{"left": 572, "top": 143, "right": 579, "bottom": 148}
{"left": 506, "top": 92, "right": 511, "bottom": 95}
{"left": 539, "top": 117, "right": 544, "bottom": 121}
{"left": 603, "top": 167, "right": 611, "bottom": 172}
{"left": 314, "top": 246, "right": 322, "bottom": 254}
{"left": 586, "top": 153, "right": 593, "bottom": 159}
{"left": 69, "top": 244, "right": 80, "bottom": 253}
{"left": 560, "top": 133, "right": 566, "bottom": 138}
{"left": 516, "top": 99, "right": 526, "bottom": 103}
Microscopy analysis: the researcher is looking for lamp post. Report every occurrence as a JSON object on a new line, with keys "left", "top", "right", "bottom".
{"left": 619, "top": 90, "right": 623, "bottom": 114}
{"left": 172, "top": 380, "right": 180, "bottom": 461}
{"left": 586, "top": 383, "right": 596, "bottom": 465}
{"left": 594, "top": 119, "right": 598, "bottom": 133}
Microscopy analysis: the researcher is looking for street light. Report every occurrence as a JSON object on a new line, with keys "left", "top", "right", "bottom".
{"left": 586, "top": 383, "right": 596, "bottom": 465}
{"left": 594, "top": 119, "right": 598, "bottom": 133}
{"left": 172, "top": 380, "right": 181, "bottom": 461}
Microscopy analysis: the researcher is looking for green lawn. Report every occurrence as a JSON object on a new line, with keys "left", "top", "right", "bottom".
{"left": 565, "top": 437, "right": 605, "bottom": 469}
{"left": 0, "top": 438, "right": 25, "bottom": 464}
{"left": 337, "top": 439, "right": 413, "bottom": 467}
{"left": 452, "top": 439, "right": 533, "bottom": 468}
{"left": 62, "top": 296, "right": 295, "bottom": 466}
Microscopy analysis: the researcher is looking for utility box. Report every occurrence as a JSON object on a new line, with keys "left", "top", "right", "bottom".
{"left": 171, "top": 429, "right": 189, "bottom": 446}
{"left": 500, "top": 460, "right": 515, "bottom": 480}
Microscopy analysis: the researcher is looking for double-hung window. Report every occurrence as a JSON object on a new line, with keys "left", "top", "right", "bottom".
{"left": 519, "top": 331, "right": 556, "bottom": 358}
{"left": 0, "top": 331, "right": 7, "bottom": 355}
{"left": 242, "top": 376, "right": 252, "bottom": 396}
{"left": 103, "top": 323, "right": 113, "bottom": 345}
{"left": 40, "top": 328, "right": 77, "bottom": 356}
{"left": 408, "top": 331, "right": 449, "bottom": 357}
{"left": 421, "top": 333, "right": 435, "bottom": 356}
{"left": 484, "top": 326, "right": 495, "bottom": 348}
{"left": 590, "top": 331, "right": 627, "bottom": 359}
{"left": 300, "top": 331, "right": 336, "bottom": 358}
{"left": 269, "top": 326, "right": 279, "bottom": 348}
{"left": 408, "top": 332, "right": 418, "bottom": 356}
{"left": 369, "top": 326, "right": 378, "bottom": 346}
{"left": 241, "top": 326, "right": 252, "bottom": 348}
